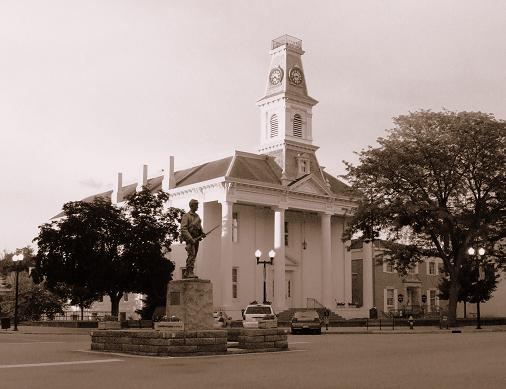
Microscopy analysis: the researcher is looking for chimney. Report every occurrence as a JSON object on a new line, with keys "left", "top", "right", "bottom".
{"left": 112, "top": 172, "right": 123, "bottom": 204}
{"left": 163, "top": 156, "right": 176, "bottom": 191}
{"left": 136, "top": 164, "right": 148, "bottom": 192}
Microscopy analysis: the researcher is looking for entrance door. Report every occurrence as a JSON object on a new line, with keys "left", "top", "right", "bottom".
{"left": 406, "top": 287, "right": 419, "bottom": 307}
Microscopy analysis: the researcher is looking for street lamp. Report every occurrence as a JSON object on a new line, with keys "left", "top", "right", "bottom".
{"left": 12, "top": 253, "right": 24, "bottom": 331}
{"left": 467, "top": 247, "right": 485, "bottom": 330}
{"left": 255, "top": 249, "right": 275, "bottom": 304}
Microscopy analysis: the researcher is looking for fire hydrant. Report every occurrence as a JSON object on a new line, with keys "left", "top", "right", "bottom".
{"left": 408, "top": 315, "right": 414, "bottom": 330}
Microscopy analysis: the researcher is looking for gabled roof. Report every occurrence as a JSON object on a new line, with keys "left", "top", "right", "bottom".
{"left": 175, "top": 156, "right": 233, "bottom": 187}
{"left": 323, "top": 172, "right": 350, "bottom": 195}
{"left": 52, "top": 151, "right": 350, "bottom": 219}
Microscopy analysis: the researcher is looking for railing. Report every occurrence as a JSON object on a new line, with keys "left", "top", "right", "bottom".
{"left": 272, "top": 35, "right": 302, "bottom": 50}
{"left": 40, "top": 311, "right": 113, "bottom": 321}
{"left": 306, "top": 298, "right": 325, "bottom": 309}
{"left": 384, "top": 305, "right": 446, "bottom": 319}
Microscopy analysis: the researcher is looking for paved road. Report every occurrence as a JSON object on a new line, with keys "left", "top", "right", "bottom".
{"left": 1, "top": 327, "right": 505, "bottom": 389}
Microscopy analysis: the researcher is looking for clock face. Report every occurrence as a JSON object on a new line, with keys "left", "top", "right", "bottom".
{"left": 269, "top": 67, "right": 284, "bottom": 86}
{"left": 289, "top": 67, "right": 303, "bottom": 85}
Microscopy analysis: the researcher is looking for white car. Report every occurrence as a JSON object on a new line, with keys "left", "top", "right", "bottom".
{"left": 242, "top": 304, "right": 276, "bottom": 328}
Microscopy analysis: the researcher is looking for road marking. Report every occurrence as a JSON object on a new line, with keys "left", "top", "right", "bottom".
{"left": 0, "top": 341, "right": 65, "bottom": 345}
{"left": 289, "top": 341, "right": 310, "bottom": 344}
{"left": 0, "top": 359, "right": 122, "bottom": 369}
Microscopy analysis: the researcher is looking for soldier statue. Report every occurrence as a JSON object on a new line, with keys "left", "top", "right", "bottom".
{"left": 180, "top": 199, "right": 206, "bottom": 278}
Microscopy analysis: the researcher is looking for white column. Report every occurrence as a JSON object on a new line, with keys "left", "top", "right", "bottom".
{"left": 111, "top": 172, "right": 123, "bottom": 204}
{"left": 136, "top": 164, "right": 148, "bottom": 192}
{"left": 321, "top": 213, "right": 332, "bottom": 308}
{"left": 273, "top": 207, "right": 286, "bottom": 312}
{"left": 344, "top": 240, "right": 352, "bottom": 307}
{"left": 220, "top": 200, "right": 233, "bottom": 309}
{"left": 363, "top": 241, "right": 374, "bottom": 310}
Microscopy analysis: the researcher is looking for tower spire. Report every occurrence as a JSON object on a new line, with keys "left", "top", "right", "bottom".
{"left": 257, "top": 35, "right": 319, "bottom": 182}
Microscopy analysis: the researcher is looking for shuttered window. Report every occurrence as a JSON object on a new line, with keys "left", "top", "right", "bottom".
{"left": 270, "top": 114, "right": 278, "bottom": 137}
{"left": 232, "top": 267, "right": 238, "bottom": 299}
{"left": 293, "top": 114, "right": 302, "bottom": 137}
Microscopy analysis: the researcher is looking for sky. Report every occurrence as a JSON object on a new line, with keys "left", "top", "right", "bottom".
{"left": 1, "top": 0, "right": 505, "bottom": 252}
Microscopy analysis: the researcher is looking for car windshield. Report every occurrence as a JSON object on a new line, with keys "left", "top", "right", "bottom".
{"left": 245, "top": 306, "right": 272, "bottom": 315}
{"left": 294, "top": 311, "right": 319, "bottom": 319}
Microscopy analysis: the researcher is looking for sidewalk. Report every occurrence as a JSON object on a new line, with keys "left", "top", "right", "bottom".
{"left": 308, "top": 325, "right": 506, "bottom": 335}
{"left": 0, "top": 325, "right": 93, "bottom": 335}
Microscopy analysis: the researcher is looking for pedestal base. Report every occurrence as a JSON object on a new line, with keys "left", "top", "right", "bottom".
{"left": 166, "top": 278, "right": 213, "bottom": 331}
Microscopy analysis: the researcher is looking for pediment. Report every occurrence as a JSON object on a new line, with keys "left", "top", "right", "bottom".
{"left": 288, "top": 174, "right": 332, "bottom": 196}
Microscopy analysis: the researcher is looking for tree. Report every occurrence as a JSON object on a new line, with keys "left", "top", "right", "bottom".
{"left": 345, "top": 110, "right": 506, "bottom": 326}
{"left": 439, "top": 258, "right": 499, "bottom": 321}
{"left": 33, "top": 188, "right": 183, "bottom": 317}
{"left": 125, "top": 189, "right": 183, "bottom": 319}
{"left": 0, "top": 271, "right": 67, "bottom": 321}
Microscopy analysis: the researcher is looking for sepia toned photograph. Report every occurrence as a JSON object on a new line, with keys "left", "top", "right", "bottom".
{"left": 1, "top": 1, "right": 505, "bottom": 388}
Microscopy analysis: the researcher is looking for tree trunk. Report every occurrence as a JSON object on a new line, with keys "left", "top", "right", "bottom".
{"left": 109, "top": 293, "right": 121, "bottom": 319}
{"left": 447, "top": 280, "right": 459, "bottom": 327}
{"left": 463, "top": 301, "right": 467, "bottom": 318}
{"left": 80, "top": 305, "right": 84, "bottom": 321}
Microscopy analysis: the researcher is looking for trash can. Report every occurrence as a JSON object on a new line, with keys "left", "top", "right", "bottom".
{"left": 369, "top": 307, "right": 378, "bottom": 319}
{"left": 1, "top": 317, "right": 11, "bottom": 330}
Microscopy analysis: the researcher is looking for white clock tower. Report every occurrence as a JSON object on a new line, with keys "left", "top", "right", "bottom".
{"left": 257, "top": 35, "right": 320, "bottom": 183}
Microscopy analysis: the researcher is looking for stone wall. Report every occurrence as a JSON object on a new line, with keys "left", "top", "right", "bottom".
{"left": 91, "top": 329, "right": 227, "bottom": 356}
{"left": 237, "top": 328, "right": 288, "bottom": 351}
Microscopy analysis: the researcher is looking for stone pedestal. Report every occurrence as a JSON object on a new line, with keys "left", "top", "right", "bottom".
{"left": 166, "top": 278, "right": 213, "bottom": 331}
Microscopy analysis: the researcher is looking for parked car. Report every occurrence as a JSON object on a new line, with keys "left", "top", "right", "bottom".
{"left": 290, "top": 310, "right": 322, "bottom": 334}
{"left": 242, "top": 303, "right": 276, "bottom": 328}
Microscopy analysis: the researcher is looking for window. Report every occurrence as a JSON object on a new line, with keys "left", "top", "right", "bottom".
{"left": 284, "top": 221, "right": 289, "bottom": 246}
{"left": 429, "top": 289, "right": 438, "bottom": 309}
{"left": 428, "top": 261, "right": 437, "bottom": 275}
{"left": 232, "top": 267, "right": 238, "bottom": 299}
{"left": 386, "top": 288, "right": 395, "bottom": 309}
{"left": 123, "top": 293, "right": 128, "bottom": 302}
{"left": 297, "top": 155, "right": 310, "bottom": 175}
{"left": 181, "top": 267, "right": 186, "bottom": 279}
{"left": 232, "top": 212, "right": 238, "bottom": 243}
{"left": 270, "top": 114, "right": 278, "bottom": 137}
{"left": 293, "top": 114, "right": 302, "bottom": 137}
{"left": 383, "top": 261, "right": 395, "bottom": 273}
{"left": 408, "top": 263, "right": 419, "bottom": 274}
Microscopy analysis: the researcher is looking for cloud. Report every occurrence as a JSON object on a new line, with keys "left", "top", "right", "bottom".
{"left": 79, "top": 178, "right": 103, "bottom": 189}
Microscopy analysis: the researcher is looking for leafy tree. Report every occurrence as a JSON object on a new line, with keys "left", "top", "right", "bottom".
{"left": 0, "top": 247, "right": 35, "bottom": 275}
{"left": 439, "top": 259, "right": 499, "bottom": 315}
{"left": 126, "top": 190, "right": 183, "bottom": 319}
{"left": 0, "top": 271, "right": 66, "bottom": 320}
{"left": 345, "top": 110, "right": 506, "bottom": 326}
{"left": 33, "top": 188, "right": 183, "bottom": 317}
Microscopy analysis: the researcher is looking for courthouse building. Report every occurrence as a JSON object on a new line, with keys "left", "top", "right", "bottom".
{"left": 105, "top": 35, "right": 368, "bottom": 319}
{"left": 161, "top": 35, "right": 361, "bottom": 319}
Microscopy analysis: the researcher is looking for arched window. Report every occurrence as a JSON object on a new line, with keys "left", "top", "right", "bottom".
{"left": 270, "top": 114, "right": 279, "bottom": 137}
{"left": 293, "top": 114, "right": 302, "bottom": 137}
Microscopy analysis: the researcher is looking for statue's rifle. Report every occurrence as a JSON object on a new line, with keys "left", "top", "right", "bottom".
{"left": 196, "top": 224, "right": 220, "bottom": 241}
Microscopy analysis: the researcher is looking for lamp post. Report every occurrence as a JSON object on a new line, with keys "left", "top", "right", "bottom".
{"left": 255, "top": 249, "right": 275, "bottom": 304}
{"left": 12, "top": 253, "right": 24, "bottom": 331}
{"left": 467, "top": 247, "right": 485, "bottom": 330}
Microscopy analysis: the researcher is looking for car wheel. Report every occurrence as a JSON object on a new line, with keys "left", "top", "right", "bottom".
{"left": 315, "top": 328, "right": 321, "bottom": 335}
{"left": 291, "top": 329, "right": 298, "bottom": 335}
